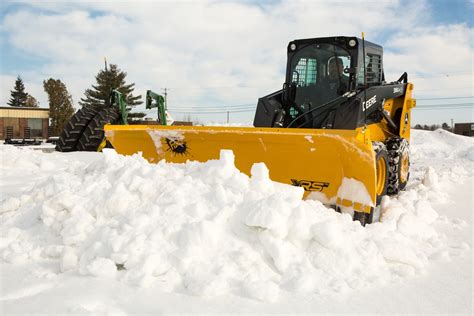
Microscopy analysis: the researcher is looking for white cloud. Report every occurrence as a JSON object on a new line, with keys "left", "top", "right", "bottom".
{"left": 1, "top": 0, "right": 472, "bottom": 124}
{"left": 382, "top": 23, "right": 474, "bottom": 124}
{"left": 384, "top": 24, "right": 473, "bottom": 77}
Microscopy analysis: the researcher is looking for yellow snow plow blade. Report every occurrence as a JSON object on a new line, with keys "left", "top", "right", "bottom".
{"left": 105, "top": 125, "right": 377, "bottom": 213}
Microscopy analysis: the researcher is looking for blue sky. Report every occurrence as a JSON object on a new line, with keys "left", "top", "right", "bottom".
{"left": 429, "top": 0, "right": 473, "bottom": 26}
{"left": 1, "top": 0, "right": 472, "bottom": 125}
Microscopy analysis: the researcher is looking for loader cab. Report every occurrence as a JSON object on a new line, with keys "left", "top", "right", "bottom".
{"left": 254, "top": 36, "right": 386, "bottom": 129}
{"left": 285, "top": 37, "right": 383, "bottom": 110}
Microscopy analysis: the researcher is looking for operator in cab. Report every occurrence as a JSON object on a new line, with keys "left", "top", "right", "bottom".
{"left": 326, "top": 57, "right": 349, "bottom": 97}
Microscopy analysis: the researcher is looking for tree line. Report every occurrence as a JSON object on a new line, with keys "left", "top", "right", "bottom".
{"left": 7, "top": 64, "right": 144, "bottom": 135}
{"left": 413, "top": 123, "right": 453, "bottom": 132}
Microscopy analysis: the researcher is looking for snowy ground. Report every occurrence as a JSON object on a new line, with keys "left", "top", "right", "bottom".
{"left": 0, "top": 129, "right": 472, "bottom": 314}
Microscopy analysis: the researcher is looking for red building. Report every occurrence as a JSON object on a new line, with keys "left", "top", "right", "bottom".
{"left": 454, "top": 123, "right": 474, "bottom": 137}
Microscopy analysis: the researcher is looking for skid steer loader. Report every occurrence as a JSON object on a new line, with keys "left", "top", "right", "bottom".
{"left": 105, "top": 36, "right": 415, "bottom": 225}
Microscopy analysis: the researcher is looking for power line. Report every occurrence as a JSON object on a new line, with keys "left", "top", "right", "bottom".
{"left": 411, "top": 72, "right": 472, "bottom": 80}
{"left": 414, "top": 107, "right": 473, "bottom": 110}
{"left": 416, "top": 96, "right": 473, "bottom": 100}
{"left": 169, "top": 108, "right": 255, "bottom": 112}
{"left": 414, "top": 70, "right": 469, "bottom": 76}
{"left": 416, "top": 86, "right": 474, "bottom": 92}
{"left": 169, "top": 103, "right": 255, "bottom": 110}
{"left": 169, "top": 85, "right": 261, "bottom": 90}
{"left": 167, "top": 106, "right": 255, "bottom": 112}
{"left": 140, "top": 103, "right": 256, "bottom": 112}
{"left": 168, "top": 109, "right": 255, "bottom": 114}
{"left": 416, "top": 102, "right": 473, "bottom": 107}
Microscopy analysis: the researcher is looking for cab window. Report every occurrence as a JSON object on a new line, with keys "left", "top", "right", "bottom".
{"left": 292, "top": 58, "right": 317, "bottom": 86}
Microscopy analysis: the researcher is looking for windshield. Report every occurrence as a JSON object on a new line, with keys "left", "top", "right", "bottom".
{"left": 289, "top": 43, "right": 351, "bottom": 116}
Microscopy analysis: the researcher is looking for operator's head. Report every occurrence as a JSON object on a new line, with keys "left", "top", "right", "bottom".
{"left": 328, "top": 58, "right": 344, "bottom": 79}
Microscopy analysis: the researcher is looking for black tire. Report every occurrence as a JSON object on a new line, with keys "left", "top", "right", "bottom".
{"left": 353, "top": 141, "right": 388, "bottom": 226}
{"left": 55, "top": 106, "right": 101, "bottom": 152}
{"left": 76, "top": 107, "right": 120, "bottom": 152}
{"left": 354, "top": 209, "right": 376, "bottom": 226}
{"left": 385, "top": 137, "right": 410, "bottom": 195}
{"left": 372, "top": 141, "right": 389, "bottom": 205}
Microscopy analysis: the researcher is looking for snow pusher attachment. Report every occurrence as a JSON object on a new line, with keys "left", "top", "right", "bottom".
{"left": 105, "top": 125, "right": 378, "bottom": 215}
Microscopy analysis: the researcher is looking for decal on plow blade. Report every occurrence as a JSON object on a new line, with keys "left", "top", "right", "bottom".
{"left": 291, "top": 179, "right": 329, "bottom": 192}
{"left": 164, "top": 138, "right": 190, "bottom": 156}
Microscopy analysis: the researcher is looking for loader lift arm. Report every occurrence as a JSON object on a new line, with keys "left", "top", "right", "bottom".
{"left": 146, "top": 90, "right": 167, "bottom": 125}
{"left": 110, "top": 90, "right": 128, "bottom": 125}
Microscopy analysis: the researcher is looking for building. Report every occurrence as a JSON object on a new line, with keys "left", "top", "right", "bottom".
{"left": 454, "top": 123, "right": 474, "bottom": 137}
{"left": 0, "top": 107, "right": 49, "bottom": 140}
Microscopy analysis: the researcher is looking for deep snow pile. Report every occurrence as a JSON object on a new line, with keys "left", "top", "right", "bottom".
{"left": 0, "top": 129, "right": 472, "bottom": 302}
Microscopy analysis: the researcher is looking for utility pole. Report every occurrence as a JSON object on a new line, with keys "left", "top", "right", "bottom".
{"left": 161, "top": 88, "right": 168, "bottom": 110}
{"left": 227, "top": 111, "right": 230, "bottom": 124}
{"left": 451, "top": 118, "right": 454, "bottom": 132}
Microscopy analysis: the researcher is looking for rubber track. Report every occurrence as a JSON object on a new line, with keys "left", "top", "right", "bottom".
{"left": 76, "top": 107, "right": 120, "bottom": 151}
{"left": 55, "top": 106, "right": 101, "bottom": 152}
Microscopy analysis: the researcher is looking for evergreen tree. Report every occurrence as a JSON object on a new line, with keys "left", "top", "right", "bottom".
{"left": 79, "top": 64, "right": 145, "bottom": 121}
{"left": 430, "top": 124, "right": 440, "bottom": 131}
{"left": 43, "top": 78, "right": 75, "bottom": 136}
{"left": 25, "top": 94, "right": 39, "bottom": 107}
{"left": 441, "top": 122, "right": 451, "bottom": 131}
{"left": 7, "top": 76, "right": 28, "bottom": 107}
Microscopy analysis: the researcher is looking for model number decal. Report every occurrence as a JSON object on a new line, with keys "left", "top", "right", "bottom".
{"left": 362, "top": 95, "right": 377, "bottom": 111}
{"left": 291, "top": 179, "right": 329, "bottom": 192}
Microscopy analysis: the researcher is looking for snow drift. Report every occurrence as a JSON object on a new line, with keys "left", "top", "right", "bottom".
{"left": 0, "top": 129, "right": 471, "bottom": 302}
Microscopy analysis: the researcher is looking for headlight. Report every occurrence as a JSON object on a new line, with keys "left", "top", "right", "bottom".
{"left": 290, "top": 43, "right": 297, "bottom": 51}
{"left": 348, "top": 39, "right": 357, "bottom": 47}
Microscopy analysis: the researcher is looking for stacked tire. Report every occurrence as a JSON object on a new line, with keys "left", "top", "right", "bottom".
{"left": 55, "top": 106, "right": 120, "bottom": 152}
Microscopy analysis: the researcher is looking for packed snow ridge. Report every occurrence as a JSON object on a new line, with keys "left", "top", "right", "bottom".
{"left": 0, "top": 129, "right": 472, "bottom": 302}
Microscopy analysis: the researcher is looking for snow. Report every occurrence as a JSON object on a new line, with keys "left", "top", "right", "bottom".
{"left": 0, "top": 129, "right": 472, "bottom": 313}
{"left": 336, "top": 177, "right": 374, "bottom": 212}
